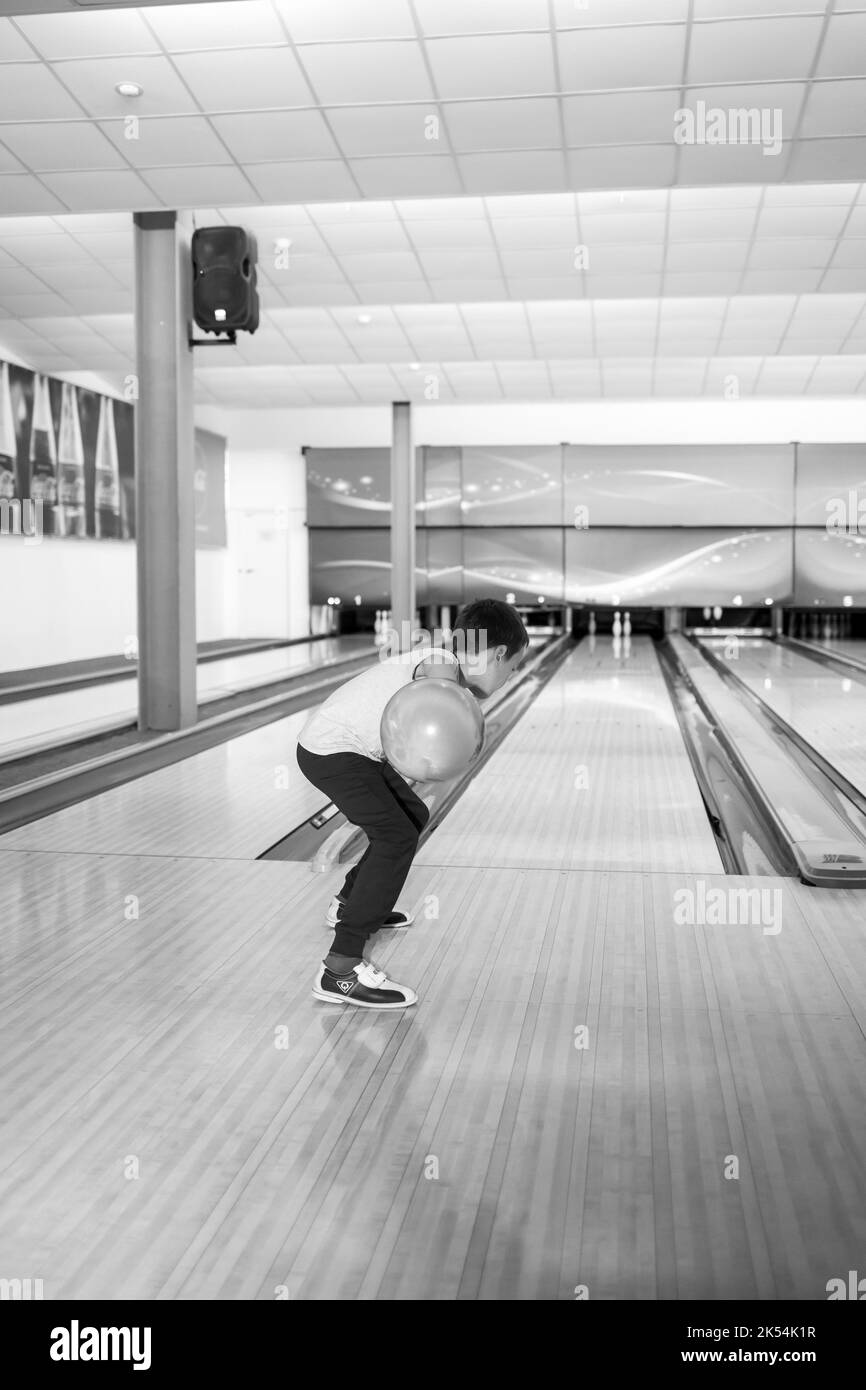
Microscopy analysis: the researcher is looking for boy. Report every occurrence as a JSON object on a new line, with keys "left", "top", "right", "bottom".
{"left": 296, "top": 598, "right": 530, "bottom": 1010}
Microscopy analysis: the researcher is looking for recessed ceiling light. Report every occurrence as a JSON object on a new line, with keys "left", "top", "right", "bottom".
{"left": 357, "top": 313, "right": 372, "bottom": 325}
{"left": 409, "top": 362, "right": 421, "bottom": 371}
{"left": 115, "top": 81, "right": 143, "bottom": 97}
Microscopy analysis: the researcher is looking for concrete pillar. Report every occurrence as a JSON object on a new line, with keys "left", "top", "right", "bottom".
{"left": 390, "top": 401, "right": 415, "bottom": 653}
{"left": 133, "top": 210, "right": 196, "bottom": 730}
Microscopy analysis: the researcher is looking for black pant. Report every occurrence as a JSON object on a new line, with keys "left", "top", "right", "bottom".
{"left": 296, "top": 743, "right": 430, "bottom": 958}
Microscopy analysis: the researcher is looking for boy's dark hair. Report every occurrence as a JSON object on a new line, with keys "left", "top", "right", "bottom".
{"left": 451, "top": 598, "right": 529, "bottom": 659}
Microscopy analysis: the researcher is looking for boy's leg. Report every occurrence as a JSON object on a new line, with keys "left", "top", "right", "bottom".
{"left": 296, "top": 746, "right": 426, "bottom": 960}
{"left": 337, "top": 761, "right": 429, "bottom": 904}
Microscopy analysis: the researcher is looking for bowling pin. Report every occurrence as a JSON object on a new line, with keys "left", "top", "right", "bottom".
{"left": 702, "top": 606, "right": 711, "bottom": 622}
{"left": 93, "top": 394, "right": 120, "bottom": 540}
{"left": 0, "top": 361, "right": 16, "bottom": 505}
{"left": 623, "top": 634, "right": 632, "bottom": 658}
{"left": 713, "top": 606, "right": 722, "bottom": 622}
{"left": 623, "top": 611, "right": 631, "bottom": 637}
{"left": 588, "top": 610, "right": 596, "bottom": 635}
{"left": 823, "top": 614, "right": 831, "bottom": 641}
{"left": 613, "top": 610, "right": 622, "bottom": 637}
{"left": 29, "top": 373, "right": 58, "bottom": 534}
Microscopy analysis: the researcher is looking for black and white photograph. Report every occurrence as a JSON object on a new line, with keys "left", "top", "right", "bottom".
{"left": 0, "top": 0, "right": 865, "bottom": 1353}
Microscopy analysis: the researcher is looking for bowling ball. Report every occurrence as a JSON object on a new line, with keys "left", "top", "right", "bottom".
{"left": 381, "top": 678, "right": 485, "bottom": 782}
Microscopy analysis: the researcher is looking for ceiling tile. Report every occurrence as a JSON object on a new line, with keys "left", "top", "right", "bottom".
{"left": 0, "top": 142, "right": 24, "bottom": 173}
{"left": 14, "top": 11, "right": 160, "bottom": 59}
{"left": 749, "top": 238, "right": 836, "bottom": 269}
{"left": 580, "top": 212, "right": 666, "bottom": 243}
{"left": 415, "top": 0, "right": 550, "bottom": 35}
{"left": 58, "top": 55, "right": 203, "bottom": 119}
{"left": 0, "top": 16, "right": 39, "bottom": 60}
{"left": 404, "top": 219, "right": 495, "bottom": 250}
{"left": 445, "top": 98, "right": 561, "bottom": 152}
{"left": 338, "top": 251, "right": 425, "bottom": 281}
{"left": 675, "top": 142, "right": 789, "bottom": 184}
{"left": 458, "top": 150, "right": 566, "bottom": 194}
{"left": 297, "top": 41, "right": 433, "bottom": 104}
{"left": 816, "top": 13, "right": 866, "bottom": 79}
{"left": 324, "top": 105, "right": 450, "bottom": 157}
{"left": 99, "top": 115, "right": 232, "bottom": 167}
{"left": 351, "top": 155, "right": 462, "bottom": 198}
{"left": 687, "top": 16, "right": 823, "bottom": 83}
{"left": 567, "top": 146, "right": 677, "bottom": 189}
{"left": 275, "top": 0, "right": 415, "bottom": 41}
{"left": 426, "top": 33, "right": 556, "bottom": 99}
{"left": 787, "top": 138, "right": 866, "bottom": 182}
{"left": 0, "top": 174, "right": 67, "bottom": 214}
{"left": 801, "top": 81, "right": 866, "bottom": 139}
{"left": 1, "top": 120, "right": 127, "bottom": 171}
{"left": 142, "top": 164, "right": 258, "bottom": 205}
{"left": 492, "top": 215, "right": 576, "bottom": 249}
{"left": 557, "top": 25, "right": 687, "bottom": 91}
{"left": 756, "top": 204, "right": 850, "bottom": 237}
{"left": 764, "top": 182, "right": 858, "bottom": 206}
{"left": 564, "top": 91, "right": 682, "bottom": 146}
{"left": 245, "top": 160, "right": 359, "bottom": 201}
{"left": 418, "top": 250, "right": 503, "bottom": 279}
{"left": 741, "top": 269, "right": 823, "bottom": 292}
{"left": 0, "top": 62, "right": 82, "bottom": 120}
{"left": 665, "top": 241, "right": 749, "bottom": 270}
{"left": 354, "top": 280, "right": 434, "bottom": 303}
{"left": 211, "top": 109, "right": 340, "bottom": 162}
{"left": 821, "top": 270, "right": 866, "bottom": 292}
{"left": 320, "top": 221, "right": 414, "bottom": 253}
{"left": 0, "top": 291, "right": 73, "bottom": 316}
{"left": 146, "top": 1, "right": 286, "bottom": 49}
{"left": 38, "top": 169, "right": 162, "bottom": 212}
{"left": 554, "top": 0, "right": 689, "bottom": 23}
{"left": 174, "top": 47, "right": 314, "bottom": 111}
{"left": 695, "top": 0, "right": 826, "bottom": 14}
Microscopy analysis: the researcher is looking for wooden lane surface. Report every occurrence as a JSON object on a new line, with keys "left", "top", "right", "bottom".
{"left": 0, "top": 707, "right": 324, "bottom": 860}
{"left": 417, "top": 635, "right": 724, "bottom": 874}
{"left": 1, "top": 849, "right": 862, "bottom": 1300}
{"left": 700, "top": 636, "right": 866, "bottom": 797}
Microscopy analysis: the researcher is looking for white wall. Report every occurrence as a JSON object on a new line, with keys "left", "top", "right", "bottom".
{"left": 196, "top": 405, "right": 309, "bottom": 641}
{"left": 0, "top": 386, "right": 309, "bottom": 671}
{"left": 222, "top": 398, "right": 866, "bottom": 447}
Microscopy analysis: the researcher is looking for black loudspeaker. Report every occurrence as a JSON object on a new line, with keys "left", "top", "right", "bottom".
{"left": 191, "top": 226, "right": 259, "bottom": 335}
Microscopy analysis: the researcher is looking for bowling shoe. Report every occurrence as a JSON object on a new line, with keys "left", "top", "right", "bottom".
{"left": 312, "top": 959, "right": 418, "bottom": 1010}
{"left": 325, "top": 895, "right": 415, "bottom": 929}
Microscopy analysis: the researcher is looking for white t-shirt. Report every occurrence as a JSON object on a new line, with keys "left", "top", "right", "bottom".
{"left": 297, "top": 646, "right": 460, "bottom": 761}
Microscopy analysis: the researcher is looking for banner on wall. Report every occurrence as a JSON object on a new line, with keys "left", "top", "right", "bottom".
{"left": 0, "top": 357, "right": 226, "bottom": 547}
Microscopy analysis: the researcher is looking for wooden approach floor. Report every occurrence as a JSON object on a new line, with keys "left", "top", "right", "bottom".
{"left": 1, "top": 847, "right": 863, "bottom": 1300}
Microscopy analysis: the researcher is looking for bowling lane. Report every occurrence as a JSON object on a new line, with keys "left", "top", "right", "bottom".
{"left": 416, "top": 634, "right": 724, "bottom": 874}
{"left": 3, "top": 850, "right": 862, "bottom": 1298}
{"left": 0, "top": 706, "right": 326, "bottom": 859}
{"left": 698, "top": 636, "right": 866, "bottom": 797}
{"left": 808, "top": 638, "right": 866, "bottom": 668}
{"left": 0, "top": 635, "right": 373, "bottom": 763}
